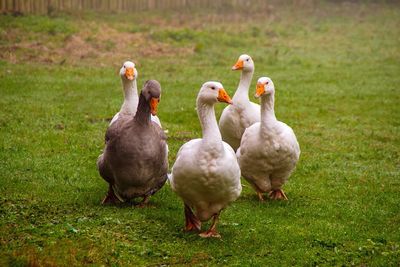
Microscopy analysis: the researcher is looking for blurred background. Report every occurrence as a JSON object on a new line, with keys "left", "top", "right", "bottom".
{"left": 0, "top": 0, "right": 399, "bottom": 266}
{"left": 1, "top": 0, "right": 334, "bottom": 14}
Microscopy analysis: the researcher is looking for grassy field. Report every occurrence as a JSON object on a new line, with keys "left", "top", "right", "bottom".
{"left": 1, "top": 2, "right": 400, "bottom": 266}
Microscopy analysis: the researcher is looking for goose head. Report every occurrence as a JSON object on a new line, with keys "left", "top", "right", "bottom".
{"left": 119, "top": 61, "right": 138, "bottom": 81}
{"left": 197, "top": 81, "right": 233, "bottom": 105}
{"left": 232, "top": 54, "right": 254, "bottom": 72}
{"left": 141, "top": 80, "right": 161, "bottom": 115}
{"left": 255, "top": 77, "right": 275, "bottom": 98}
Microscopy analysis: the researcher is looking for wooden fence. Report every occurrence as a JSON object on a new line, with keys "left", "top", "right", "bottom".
{"left": 0, "top": 0, "right": 273, "bottom": 14}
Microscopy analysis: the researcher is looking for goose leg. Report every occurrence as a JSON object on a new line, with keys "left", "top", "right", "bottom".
{"left": 137, "top": 195, "right": 150, "bottom": 207}
{"left": 257, "top": 191, "right": 265, "bottom": 201}
{"left": 199, "top": 213, "right": 221, "bottom": 238}
{"left": 101, "top": 185, "right": 122, "bottom": 205}
{"left": 184, "top": 204, "right": 201, "bottom": 232}
{"left": 268, "top": 189, "right": 288, "bottom": 200}
{"left": 252, "top": 178, "right": 270, "bottom": 202}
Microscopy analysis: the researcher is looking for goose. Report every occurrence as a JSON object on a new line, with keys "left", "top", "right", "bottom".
{"left": 219, "top": 54, "right": 260, "bottom": 151}
{"left": 98, "top": 80, "right": 168, "bottom": 205}
{"left": 170, "top": 81, "right": 242, "bottom": 238}
{"left": 236, "top": 77, "right": 300, "bottom": 201}
{"left": 110, "top": 61, "right": 161, "bottom": 127}
{"left": 109, "top": 61, "right": 138, "bottom": 125}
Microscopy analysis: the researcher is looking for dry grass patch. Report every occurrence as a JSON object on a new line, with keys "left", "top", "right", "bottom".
{"left": 0, "top": 20, "right": 193, "bottom": 66}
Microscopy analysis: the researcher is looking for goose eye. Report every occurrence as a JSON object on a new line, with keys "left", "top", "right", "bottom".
{"left": 246, "top": 58, "right": 249, "bottom": 62}
{"left": 211, "top": 86, "right": 215, "bottom": 90}
{"left": 266, "top": 82, "right": 269, "bottom": 84}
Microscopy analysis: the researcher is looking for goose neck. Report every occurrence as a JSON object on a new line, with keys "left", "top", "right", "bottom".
{"left": 260, "top": 94, "right": 276, "bottom": 129}
{"left": 134, "top": 94, "right": 151, "bottom": 125}
{"left": 233, "top": 70, "right": 253, "bottom": 102}
{"left": 121, "top": 79, "right": 138, "bottom": 115}
{"left": 197, "top": 100, "right": 222, "bottom": 147}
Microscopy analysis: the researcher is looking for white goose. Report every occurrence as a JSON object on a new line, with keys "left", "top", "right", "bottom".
{"left": 110, "top": 61, "right": 138, "bottom": 125}
{"left": 219, "top": 54, "right": 260, "bottom": 151}
{"left": 237, "top": 77, "right": 300, "bottom": 201}
{"left": 110, "top": 61, "right": 161, "bottom": 127}
{"left": 170, "top": 81, "right": 242, "bottom": 238}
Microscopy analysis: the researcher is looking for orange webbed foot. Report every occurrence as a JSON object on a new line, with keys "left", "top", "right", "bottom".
{"left": 198, "top": 213, "right": 221, "bottom": 238}
{"left": 199, "top": 229, "right": 221, "bottom": 238}
{"left": 268, "top": 189, "right": 288, "bottom": 200}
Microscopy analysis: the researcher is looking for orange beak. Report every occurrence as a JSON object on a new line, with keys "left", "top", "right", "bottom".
{"left": 125, "top": 67, "right": 135, "bottom": 80}
{"left": 217, "top": 88, "right": 233, "bottom": 104}
{"left": 255, "top": 83, "right": 265, "bottom": 98}
{"left": 150, "top": 97, "right": 159, "bottom": 115}
{"left": 232, "top": 60, "right": 244, "bottom": 70}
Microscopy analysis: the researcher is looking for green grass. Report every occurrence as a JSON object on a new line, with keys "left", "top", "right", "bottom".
{"left": 1, "top": 2, "right": 400, "bottom": 266}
